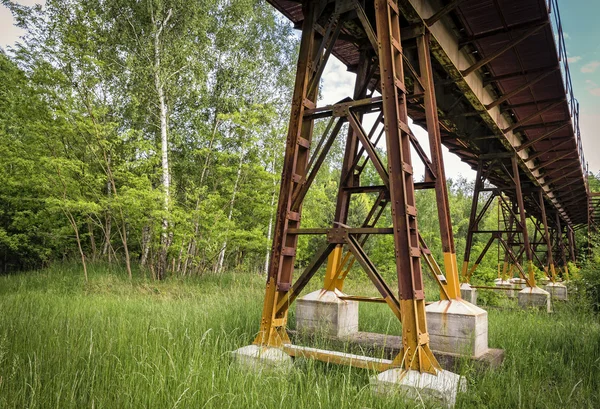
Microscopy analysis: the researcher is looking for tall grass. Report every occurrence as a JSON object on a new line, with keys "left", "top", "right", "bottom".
{"left": 0, "top": 263, "right": 598, "bottom": 408}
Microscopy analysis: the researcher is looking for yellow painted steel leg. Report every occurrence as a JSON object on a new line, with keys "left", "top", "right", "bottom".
{"left": 549, "top": 263, "right": 557, "bottom": 283}
{"left": 253, "top": 277, "right": 291, "bottom": 347}
{"left": 391, "top": 299, "right": 440, "bottom": 374}
{"left": 461, "top": 260, "right": 470, "bottom": 283}
{"left": 442, "top": 252, "right": 461, "bottom": 299}
{"left": 323, "top": 246, "right": 343, "bottom": 290}
{"left": 502, "top": 261, "right": 509, "bottom": 280}
{"left": 507, "top": 264, "right": 514, "bottom": 281}
{"left": 527, "top": 260, "right": 536, "bottom": 287}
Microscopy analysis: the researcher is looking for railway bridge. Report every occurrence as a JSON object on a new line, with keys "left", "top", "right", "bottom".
{"left": 236, "top": 0, "right": 593, "bottom": 400}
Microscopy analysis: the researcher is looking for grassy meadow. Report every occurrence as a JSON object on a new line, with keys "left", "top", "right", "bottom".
{"left": 0, "top": 263, "right": 599, "bottom": 408}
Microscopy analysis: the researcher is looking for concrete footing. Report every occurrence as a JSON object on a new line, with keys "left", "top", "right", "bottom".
{"left": 425, "top": 299, "right": 488, "bottom": 358}
{"left": 371, "top": 368, "right": 466, "bottom": 408}
{"left": 545, "top": 282, "right": 568, "bottom": 301}
{"left": 231, "top": 345, "right": 293, "bottom": 372}
{"left": 510, "top": 278, "right": 527, "bottom": 290}
{"left": 495, "top": 279, "right": 515, "bottom": 298}
{"left": 460, "top": 283, "right": 478, "bottom": 305}
{"left": 518, "top": 286, "right": 551, "bottom": 312}
{"left": 296, "top": 289, "right": 358, "bottom": 338}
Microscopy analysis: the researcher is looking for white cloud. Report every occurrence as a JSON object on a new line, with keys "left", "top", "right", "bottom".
{"left": 589, "top": 88, "right": 600, "bottom": 97}
{"left": 580, "top": 111, "right": 600, "bottom": 174}
{"left": 581, "top": 61, "right": 600, "bottom": 73}
{"left": 568, "top": 55, "right": 582, "bottom": 63}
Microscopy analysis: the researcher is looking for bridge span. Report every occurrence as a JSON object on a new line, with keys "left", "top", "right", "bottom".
{"left": 268, "top": 0, "right": 588, "bottom": 228}
{"left": 246, "top": 0, "right": 591, "bottom": 377}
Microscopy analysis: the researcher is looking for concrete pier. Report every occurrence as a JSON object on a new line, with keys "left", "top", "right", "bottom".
{"left": 371, "top": 368, "right": 466, "bottom": 408}
{"left": 510, "top": 278, "right": 527, "bottom": 290}
{"left": 425, "top": 299, "right": 488, "bottom": 358}
{"left": 518, "top": 286, "right": 551, "bottom": 312}
{"left": 545, "top": 282, "right": 568, "bottom": 301}
{"left": 460, "top": 283, "right": 478, "bottom": 305}
{"left": 495, "top": 279, "right": 514, "bottom": 298}
{"left": 231, "top": 345, "right": 293, "bottom": 372}
{"left": 295, "top": 289, "right": 358, "bottom": 338}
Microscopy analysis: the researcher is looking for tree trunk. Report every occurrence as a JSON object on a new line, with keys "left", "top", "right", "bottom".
{"left": 264, "top": 150, "right": 278, "bottom": 275}
{"left": 102, "top": 161, "right": 112, "bottom": 262}
{"left": 153, "top": 8, "right": 173, "bottom": 280}
{"left": 87, "top": 218, "right": 97, "bottom": 262}
{"left": 140, "top": 224, "right": 151, "bottom": 267}
{"left": 216, "top": 151, "right": 244, "bottom": 274}
{"left": 65, "top": 210, "right": 88, "bottom": 283}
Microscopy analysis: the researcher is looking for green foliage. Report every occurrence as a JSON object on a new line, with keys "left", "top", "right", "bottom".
{"left": 0, "top": 0, "right": 297, "bottom": 275}
{"left": 575, "top": 234, "right": 600, "bottom": 311}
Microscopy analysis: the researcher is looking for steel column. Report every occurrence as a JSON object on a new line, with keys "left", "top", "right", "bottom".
{"left": 511, "top": 156, "right": 536, "bottom": 287}
{"left": 254, "top": 0, "right": 320, "bottom": 347}
{"left": 374, "top": 0, "right": 439, "bottom": 373}
{"left": 417, "top": 32, "right": 460, "bottom": 299}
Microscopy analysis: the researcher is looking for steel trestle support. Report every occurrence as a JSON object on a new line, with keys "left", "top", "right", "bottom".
{"left": 462, "top": 156, "right": 572, "bottom": 285}
{"left": 251, "top": 0, "right": 465, "bottom": 375}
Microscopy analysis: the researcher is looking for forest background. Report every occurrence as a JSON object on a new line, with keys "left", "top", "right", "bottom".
{"left": 0, "top": 0, "right": 596, "bottom": 286}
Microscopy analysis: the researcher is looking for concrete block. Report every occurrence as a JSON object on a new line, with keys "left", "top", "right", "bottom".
{"left": 460, "top": 283, "right": 477, "bottom": 305}
{"left": 518, "top": 286, "right": 551, "bottom": 312}
{"left": 231, "top": 345, "right": 293, "bottom": 372}
{"left": 371, "top": 368, "right": 466, "bottom": 408}
{"left": 296, "top": 289, "right": 358, "bottom": 338}
{"left": 545, "top": 282, "right": 568, "bottom": 301}
{"left": 425, "top": 300, "right": 488, "bottom": 358}
{"left": 495, "top": 279, "right": 514, "bottom": 298}
{"left": 510, "top": 278, "right": 527, "bottom": 290}
{"left": 541, "top": 277, "right": 551, "bottom": 285}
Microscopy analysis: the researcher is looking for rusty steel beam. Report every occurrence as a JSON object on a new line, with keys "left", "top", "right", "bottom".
{"left": 484, "top": 66, "right": 559, "bottom": 86}
{"left": 485, "top": 68, "right": 558, "bottom": 110}
{"left": 374, "top": 0, "right": 439, "bottom": 373}
{"left": 462, "top": 21, "right": 549, "bottom": 77}
{"left": 254, "top": 0, "right": 321, "bottom": 348}
{"left": 531, "top": 151, "right": 574, "bottom": 171}
{"left": 459, "top": 19, "right": 548, "bottom": 47}
{"left": 503, "top": 100, "right": 565, "bottom": 134}
{"left": 416, "top": 31, "right": 461, "bottom": 299}
{"left": 425, "top": 0, "right": 467, "bottom": 26}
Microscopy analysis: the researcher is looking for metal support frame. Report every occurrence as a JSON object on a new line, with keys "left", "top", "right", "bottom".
{"left": 251, "top": 0, "right": 471, "bottom": 375}
{"left": 461, "top": 156, "right": 553, "bottom": 287}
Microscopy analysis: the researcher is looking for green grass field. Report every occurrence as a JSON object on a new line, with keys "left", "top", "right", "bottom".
{"left": 0, "top": 263, "right": 599, "bottom": 408}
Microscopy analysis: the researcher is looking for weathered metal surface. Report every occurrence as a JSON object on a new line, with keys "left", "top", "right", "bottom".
{"left": 266, "top": 0, "right": 589, "bottom": 228}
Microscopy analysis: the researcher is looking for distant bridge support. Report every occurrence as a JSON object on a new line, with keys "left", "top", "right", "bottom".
{"left": 461, "top": 155, "right": 554, "bottom": 311}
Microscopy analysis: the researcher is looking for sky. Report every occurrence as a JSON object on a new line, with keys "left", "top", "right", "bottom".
{"left": 1, "top": 0, "right": 598, "bottom": 181}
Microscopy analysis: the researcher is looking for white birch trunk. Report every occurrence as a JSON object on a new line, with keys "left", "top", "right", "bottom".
{"left": 216, "top": 151, "right": 244, "bottom": 274}
{"left": 153, "top": 8, "right": 172, "bottom": 279}
{"left": 264, "top": 150, "right": 278, "bottom": 275}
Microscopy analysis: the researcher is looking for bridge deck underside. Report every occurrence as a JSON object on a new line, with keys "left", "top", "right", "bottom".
{"left": 268, "top": 0, "right": 588, "bottom": 227}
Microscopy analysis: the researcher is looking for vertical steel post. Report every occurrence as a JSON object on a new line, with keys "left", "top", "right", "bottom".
{"left": 375, "top": 0, "right": 439, "bottom": 373}
{"left": 324, "top": 51, "right": 372, "bottom": 291}
{"left": 416, "top": 32, "right": 460, "bottom": 299}
{"left": 567, "top": 226, "right": 576, "bottom": 263}
{"left": 538, "top": 190, "right": 556, "bottom": 281}
{"left": 555, "top": 212, "right": 568, "bottom": 279}
{"left": 462, "top": 160, "right": 483, "bottom": 282}
{"left": 511, "top": 156, "right": 536, "bottom": 287}
{"left": 254, "top": 0, "right": 319, "bottom": 347}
